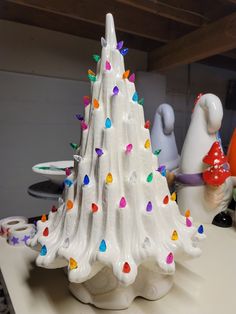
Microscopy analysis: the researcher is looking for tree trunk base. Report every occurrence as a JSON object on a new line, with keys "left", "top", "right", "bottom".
{"left": 69, "top": 265, "right": 173, "bottom": 310}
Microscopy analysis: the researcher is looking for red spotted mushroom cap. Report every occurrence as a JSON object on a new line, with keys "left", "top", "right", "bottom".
{"left": 203, "top": 141, "right": 228, "bottom": 166}
{"left": 203, "top": 164, "right": 230, "bottom": 186}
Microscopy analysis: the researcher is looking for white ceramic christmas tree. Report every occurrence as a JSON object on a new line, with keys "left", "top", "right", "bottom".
{"left": 31, "top": 14, "right": 203, "bottom": 310}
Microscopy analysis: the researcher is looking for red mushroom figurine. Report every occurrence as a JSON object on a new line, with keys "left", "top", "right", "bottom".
{"left": 203, "top": 141, "right": 228, "bottom": 166}
{"left": 202, "top": 141, "right": 230, "bottom": 186}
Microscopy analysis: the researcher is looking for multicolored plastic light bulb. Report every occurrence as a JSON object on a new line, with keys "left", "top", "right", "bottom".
{"left": 88, "top": 69, "right": 95, "bottom": 76}
{"left": 123, "top": 70, "right": 130, "bottom": 79}
{"left": 65, "top": 168, "right": 71, "bottom": 176}
{"left": 41, "top": 214, "right": 47, "bottom": 222}
{"left": 138, "top": 98, "right": 144, "bottom": 105}
{"left": 70, "top": 143, "right": 79, "bottom": 150}
{"left": 73, "top": 155, "right": 82, "bottom": 162}
{"left": 146, "top": 201, "right": 152, "bottom": 212}
{"left": 154, "top": 149, "right": 161, "bottom": 156}
{"left": 163, "top": 195, "right": 169, "bottom": 204}
{"left": 88, "top": 74, "right": 96, "bottom": 82}
{"left": 91, "top": 203, "right": 98, "bottom": 213}
{"left": 185, "top": 209, "right": 190, "bottom": 218}
{"left": 106, "top": 172, "right": 113, "bottom": 184}
{"left": 92, "top": 54, "right": 100, "bottom": 62}
{"left": 171, "top": 192, "right": 177, "bottom": 201}
{"left": 120, "top": 48, "right": 129, "bottom": 56}
{"left": 40, "top": 245, "right": 47, "bottom": 256}
{"left": 171, "top": 230, "right": 178, "bottom": 241}
{"left": 105, "top": 61, "right": 111, "bottom": 70}
{"left": 69, "top": 257, "right": 78, "bottom": 270}
{"left": 43, "top": 227, "right": 49, "bottom": 237}
{"left": 81, "top": 121, "right": 88, "bottom": 130}
{"left": 93, "top": 99, "right": 99, "bottom": 109}
{"left": 158, "top": 165, "right": 166, "bottom": 177}
{"left": 105, "top": 118, "right": 112, "bottom": 128}
{"left": 64, "top": 179, "right": 73, "bottom": 187}
{"left": 83, "top": 175, "right": 90, "bottom": 185}
{"left": 113, "top": 86, "right": 119, "bottom": 95}
{"left": 186, "top": 217, "right": 192, "bottom": 227}
{"left": 83, "top": 96, "right": 90, "bottom": 107}
{"left": 198, "top": 225, "right": 204, "bottom": 234}
{"left": 125, "top": 143, "right": 133, "bottom": 153}
{"left": 123, "top": 262, "right": 131, "bottom": 273}
{"left": 117, "top": 41, "right": 124, "bottom": 50}
{"left": 166, "top": 252, "right": 174, "bottom": 264}
{"left": 75, "top": 113, "right": 84, "bottom": 121}
{"left": 99, "top": 239, "right": 107, "bottom": 252}
{"left": 144, "top": 120, "right": 150, "bottom": 129}
{"left": 51, "top": 205, "right": 58, "bottom": 213}
{"left": 129, "top": 73, "right": 135, "bottom": 83}
{"left": 144, "top": 139, "right": 151, "bottom": 149}
{"left": 67, "top": 200, "right": 73, "bottom": 210}
{"left": 147, "top": 172, "right": 153, "bottom": 182}
{"left": 119, "top": 197, "right": 127, "bottom": 208}
{"left": 101, "top": 37, "right": 107, "bottom": 47}
{"left": 95, "top": 148, "right": 103, "bottom": 157}
{"left": 132, "top": 91, "right": 138, "bottom": 102}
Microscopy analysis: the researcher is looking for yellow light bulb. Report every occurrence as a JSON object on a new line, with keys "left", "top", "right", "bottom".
{"left": 106, "top": 172, "right": 113, "bottom": 184}
{"left": 171, "top": 230, "right": 178, "bottom": 241}
{"left": 69, "top": 257, "right": 78, "bottom": 270}
{"left": 144, "top": 139, "right": 151, "bottom": 149}
{"left": 171, "top": 192, "right": 177, "bottom": 201}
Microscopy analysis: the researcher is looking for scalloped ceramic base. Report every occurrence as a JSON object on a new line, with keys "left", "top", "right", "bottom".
{"left": 69, "top": 266, "right": 173, "bottom": 310}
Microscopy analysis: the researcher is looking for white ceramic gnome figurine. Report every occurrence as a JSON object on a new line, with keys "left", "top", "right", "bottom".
{"left": 31, "top": 14, "right": 203, "bottom": 310}
{"left": 151, "top": 104, "right": 180, "bottom": 172}
{"left": 176, "top": 93, "right": 233, "bottom": 224}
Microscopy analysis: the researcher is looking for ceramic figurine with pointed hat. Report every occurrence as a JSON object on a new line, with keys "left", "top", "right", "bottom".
{"left": 151, "top": 103, "right": 180, "bottom": 188}
{"left": 176, "top": 93, "right": 234, "bottom": 226}
{"left": 151, "top": 103, "right": 180, "bottom": 173}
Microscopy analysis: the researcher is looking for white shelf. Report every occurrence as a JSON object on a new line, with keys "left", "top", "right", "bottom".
{"left": 0, "top": 224, "right": 236, "bottom": 314}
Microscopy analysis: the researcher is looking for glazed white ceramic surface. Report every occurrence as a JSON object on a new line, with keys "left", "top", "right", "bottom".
{"left": 151, "top": 104, "right": 180, "bottom": 172}
{"left": 177, "top": 94, "right": 233, "bottom": 223}
{"left": 31, "top": 13, "right": 203, "bottom": 310}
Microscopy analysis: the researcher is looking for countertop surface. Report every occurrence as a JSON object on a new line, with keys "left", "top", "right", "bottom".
{"left": 0, "top": 224, "right": 236, "bottom": 314}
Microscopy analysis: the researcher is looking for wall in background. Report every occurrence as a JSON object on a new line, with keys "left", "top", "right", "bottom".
{"left": 0, "top": 71, "right": 89, "bottom": 219}
{"left": 136, "top": 71, "right": 166, "bottom": 124}
{"left": 0, "top": 19, "right": 235, "bottom": 219}
{"left": 0, "top": 20, "right": 147, "bottom": 80}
